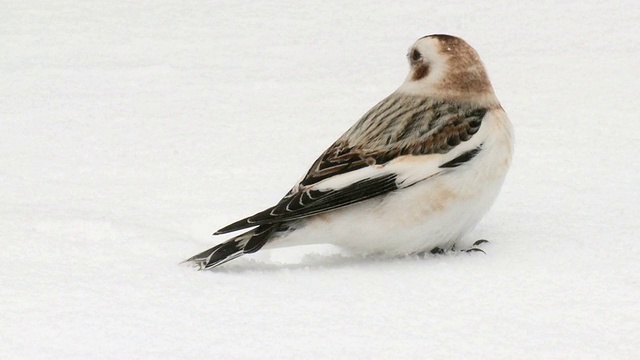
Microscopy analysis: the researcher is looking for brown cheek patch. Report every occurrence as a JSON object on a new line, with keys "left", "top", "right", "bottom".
{"left": 411, "top": 64, "right": 430, "bottom": 81}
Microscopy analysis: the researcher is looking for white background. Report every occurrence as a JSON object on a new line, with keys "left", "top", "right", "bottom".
{"left": 2, "top": 1, "right": 639, "bottom": 358}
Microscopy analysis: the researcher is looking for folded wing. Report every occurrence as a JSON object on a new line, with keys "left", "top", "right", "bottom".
{"left": 216, "top": 94, "right": 488, "bottom": 235}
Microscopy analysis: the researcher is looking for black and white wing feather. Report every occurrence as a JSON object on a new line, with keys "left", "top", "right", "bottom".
{"left": 216, "top": 93, "right": 488, "bottom": 235}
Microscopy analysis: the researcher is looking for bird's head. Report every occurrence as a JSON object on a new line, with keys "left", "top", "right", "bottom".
{"left": 399, "top": 34, "right": 497, "bottom": 104}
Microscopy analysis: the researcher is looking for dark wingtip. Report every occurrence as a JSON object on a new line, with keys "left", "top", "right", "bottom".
{"left": 215, "top": 218, "right": 255, "bottom": 235}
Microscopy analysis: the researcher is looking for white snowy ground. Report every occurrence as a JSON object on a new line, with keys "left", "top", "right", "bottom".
{"left": 2, "top": 1, "right": 639, "bottom": 358}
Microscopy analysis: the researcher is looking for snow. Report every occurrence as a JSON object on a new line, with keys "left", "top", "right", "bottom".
{"left": 2, "top": 0, "right": 639, "bottom": 358}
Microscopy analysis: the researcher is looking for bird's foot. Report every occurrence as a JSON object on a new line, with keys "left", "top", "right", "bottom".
{"left": 417, "top": 240, "right": 489, "bottom": 258}
{"left": 415, "top": 247, "right": 444, "bottom": 258}
{"left": 463, "top": 239, "right": 489, "bottom": 254}
{"left": 430, "top": 246, "right": 445, "bottom": 255}
{"left": 417, "top": 246, "right": 450, "bottom": 258}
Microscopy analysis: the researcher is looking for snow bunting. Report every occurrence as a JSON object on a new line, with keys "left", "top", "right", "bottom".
{"left": 186, "top": 34, "right": 513, "bottom": 269}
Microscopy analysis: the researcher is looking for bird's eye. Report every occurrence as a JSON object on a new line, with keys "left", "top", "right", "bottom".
{"left": 411, "top": 49, "right": 421, "bottom": 62}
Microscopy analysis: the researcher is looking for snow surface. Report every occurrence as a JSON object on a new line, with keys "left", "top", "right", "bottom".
{"left": 2, "top": 1, "right": 639, "bottom": 358}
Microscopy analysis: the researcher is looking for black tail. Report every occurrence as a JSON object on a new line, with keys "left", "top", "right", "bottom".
{"left": 183, "top": 225, "right": 274, "bottom": 270}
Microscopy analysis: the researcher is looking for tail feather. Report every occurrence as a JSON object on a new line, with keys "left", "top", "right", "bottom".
{"left": 184, "top": 225, "right": 274, "bottom": 270}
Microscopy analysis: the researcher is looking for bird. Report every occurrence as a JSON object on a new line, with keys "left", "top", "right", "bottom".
{"left": 185, "top": 34, "right": 513, "bottom": 270}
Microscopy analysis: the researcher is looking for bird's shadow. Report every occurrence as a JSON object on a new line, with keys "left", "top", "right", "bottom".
{"left": 179, "top": 252, "right": 372, "bottom": 273}
{"left": 181, "top": 248, "right": 479, "bottom": 274}
{"left": 220, "top": 254, "right": 385, "bottom": 273}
